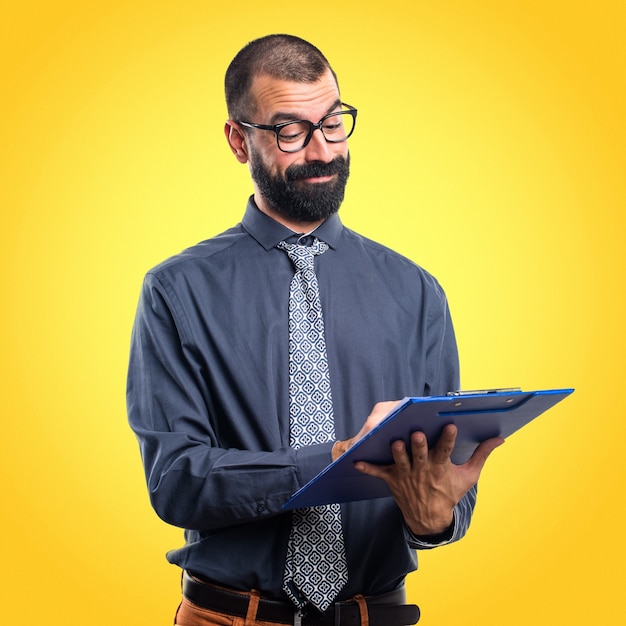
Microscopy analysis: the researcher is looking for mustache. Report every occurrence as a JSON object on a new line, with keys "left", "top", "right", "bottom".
{"left": 285, "top": 156, "right": 348, "bottom": 182}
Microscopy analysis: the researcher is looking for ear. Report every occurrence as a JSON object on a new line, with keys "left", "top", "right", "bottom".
{"left": 224, "top": 121, "right": 249, "bottom": 163}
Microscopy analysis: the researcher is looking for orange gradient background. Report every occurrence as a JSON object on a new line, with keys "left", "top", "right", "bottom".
{"left": 1, "top": 1, "right": 624, "bottom": 624}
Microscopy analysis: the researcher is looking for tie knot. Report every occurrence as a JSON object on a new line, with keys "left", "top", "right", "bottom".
{"left": 277, "top": 239, "right": 329, "bottom": 272}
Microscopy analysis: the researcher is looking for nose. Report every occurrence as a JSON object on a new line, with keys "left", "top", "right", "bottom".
{"left": 302, "top": 127, "right": 334, "bottom": 162}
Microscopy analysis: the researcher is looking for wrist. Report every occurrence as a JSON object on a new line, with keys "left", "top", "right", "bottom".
{"left": 407, "top": 511, "right": 454, "bottom": 537}
{"left": 408, "top": 515, "right": 455, "bottom": 543}
{"left": 332, "top": 439, "right": 352, "bottom": 461}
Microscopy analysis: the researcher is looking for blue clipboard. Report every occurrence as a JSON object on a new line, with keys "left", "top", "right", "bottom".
{"left": 283, "top": 387, "right": 574, "bottom": 510}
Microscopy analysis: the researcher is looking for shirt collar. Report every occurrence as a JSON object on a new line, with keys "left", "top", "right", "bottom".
{"left": 241, "top": 196, "right": 343, "bottom": 251}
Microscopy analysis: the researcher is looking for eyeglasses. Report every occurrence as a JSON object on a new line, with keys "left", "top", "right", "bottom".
{"left": 236, "top": 103, "right": 357, "bottom": 153}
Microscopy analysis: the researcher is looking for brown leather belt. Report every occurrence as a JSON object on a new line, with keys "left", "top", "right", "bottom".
{"left": 183, "top": 572, "right": 420, "bottom": 625}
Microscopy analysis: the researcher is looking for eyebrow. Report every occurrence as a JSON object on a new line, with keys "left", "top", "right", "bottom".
{"left": 269, "top": 99, "right": 342, "bottom": 125}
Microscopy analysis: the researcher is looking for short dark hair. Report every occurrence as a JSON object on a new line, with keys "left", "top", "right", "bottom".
{"left": 225, "top": 34, "right": 339, "bottom": 121}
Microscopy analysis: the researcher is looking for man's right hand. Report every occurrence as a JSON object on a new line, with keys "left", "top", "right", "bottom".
{"left": 331, "top": 401, "right": 403, "bottom": 461}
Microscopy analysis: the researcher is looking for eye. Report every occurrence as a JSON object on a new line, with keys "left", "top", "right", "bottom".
{"left": 277, "top": 122, "right": 308, "bottom": 143}
{"left": 322, "top": 115, "right": 344, "bottom": 134}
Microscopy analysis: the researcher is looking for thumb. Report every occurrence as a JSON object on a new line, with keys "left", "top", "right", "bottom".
{"left": 466, "top": 436, "right": 505, "bottom": 473}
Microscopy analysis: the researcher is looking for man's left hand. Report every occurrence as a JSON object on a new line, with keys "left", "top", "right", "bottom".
{"left": 354, "top": 425, "right": 504, "bottom": 536}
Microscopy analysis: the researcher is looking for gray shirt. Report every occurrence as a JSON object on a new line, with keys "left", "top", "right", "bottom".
{"left": 127, "top": 198, "right": 476, "bottom": 600}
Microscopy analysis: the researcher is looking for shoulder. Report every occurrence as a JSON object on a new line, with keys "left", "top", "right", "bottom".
{"left": 339, "top": 227, "right": 446, "bottom": 297}
{"left": 146, "top": 224, "right": 248, "bottom": 281}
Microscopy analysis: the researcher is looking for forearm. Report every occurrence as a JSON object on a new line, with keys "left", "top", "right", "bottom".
{"left": 135, "top": 428, "right": 333, "bottom": 530}
{"left": 127, "top": 274, "right": 333, "bottom": 530}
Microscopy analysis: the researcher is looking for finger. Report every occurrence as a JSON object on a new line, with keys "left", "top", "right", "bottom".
{"left": 466, "top": 436, "right": 505, "bottom": 473}
{"left": 431, "top": 424, "right": 458, "bottom": 464}
{"left": 354, "top": 460, "right": 389, "bottom": 479}
{"left": 391, "top": 439, "right": 411, "bottom": 472}
{"left": 366, "top": 400, "right": 404, "bottom": 429}
{"left": 410, "top": 431, "right": 429, "bottom": 465}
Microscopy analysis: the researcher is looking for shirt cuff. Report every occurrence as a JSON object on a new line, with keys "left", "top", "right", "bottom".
{"left": 293, "top": 441, "right": 335, "bottom": 485}
{"left": 404, "top": 509, "right": 457, "bottom": 549}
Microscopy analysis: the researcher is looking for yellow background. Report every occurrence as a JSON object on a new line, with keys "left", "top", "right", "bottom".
{"left": 2, "top": 1, "right": 624, "bottom": 624}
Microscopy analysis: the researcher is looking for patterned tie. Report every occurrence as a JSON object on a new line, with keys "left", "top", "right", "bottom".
{"left": 277, "top": 238, "right": 348, "bottom": 613}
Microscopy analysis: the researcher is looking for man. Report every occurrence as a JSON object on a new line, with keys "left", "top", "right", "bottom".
{"left": 127, "top": 34, "right": 503, "bottom": 626}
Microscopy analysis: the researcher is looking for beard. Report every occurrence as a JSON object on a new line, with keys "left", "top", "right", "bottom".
{"left": 249, "top": 149, "right": 350, "bottom": 223}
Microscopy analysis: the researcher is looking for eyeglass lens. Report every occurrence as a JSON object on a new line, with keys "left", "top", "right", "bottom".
{"left": 277, "top": 111, "right": 355, "bottom": 152}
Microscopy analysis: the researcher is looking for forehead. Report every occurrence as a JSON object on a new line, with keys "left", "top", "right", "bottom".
{"left": 248, "top": 69, "right": 340, "bottom": 122}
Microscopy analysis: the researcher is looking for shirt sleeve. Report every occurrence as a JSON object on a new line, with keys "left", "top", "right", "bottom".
{"left": 403, "top": 278, "right": 477, "bottom": 549}
{"left": 425, "top": 280, "right": 460, "bottom": 397}
{"left": 126, "top": 272, "right": 333, "bottom": 532}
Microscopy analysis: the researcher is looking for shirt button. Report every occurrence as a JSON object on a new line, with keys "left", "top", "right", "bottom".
{"left": 257, "top": 503, "right": 266, "bottom": 513}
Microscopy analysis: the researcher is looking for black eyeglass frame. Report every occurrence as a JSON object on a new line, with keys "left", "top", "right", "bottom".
{"left": 235, "top": 103, "right": 357, "bottom": 153}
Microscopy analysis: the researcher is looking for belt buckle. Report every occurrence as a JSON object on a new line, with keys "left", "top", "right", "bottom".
{"left": 293, "top": 603, "right": 343, "bottom": 626}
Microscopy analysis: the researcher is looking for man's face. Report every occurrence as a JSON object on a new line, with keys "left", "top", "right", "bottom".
{"left": 239, "top": 70, "right": 351, "bottom": 226}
